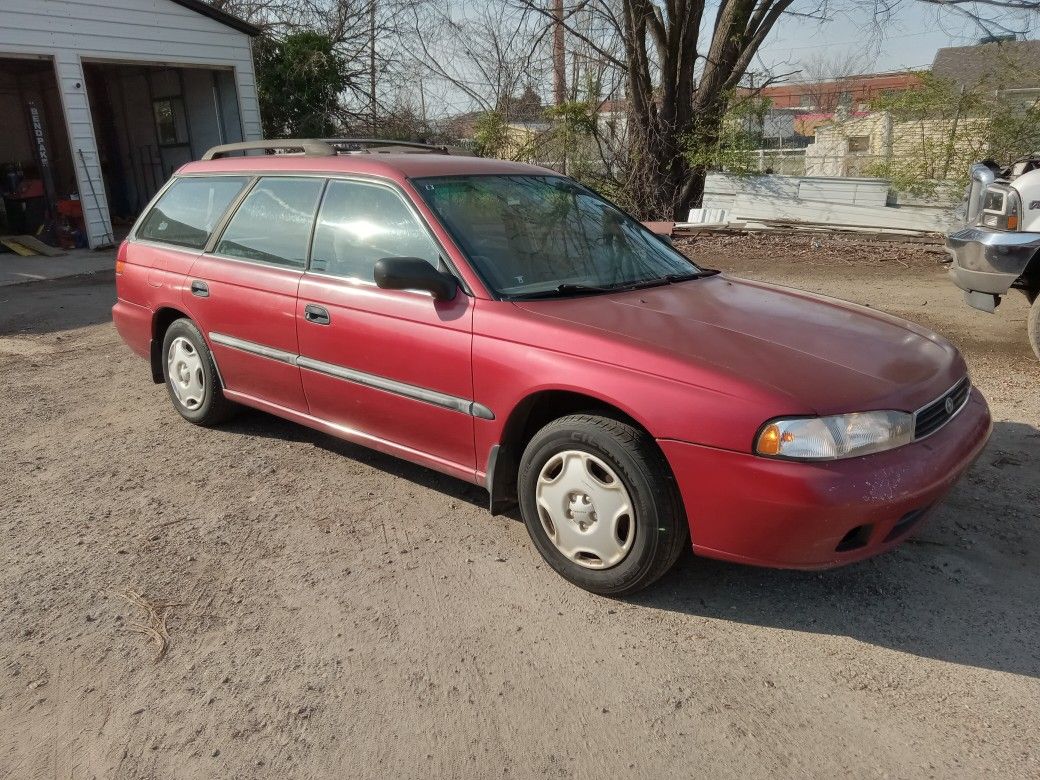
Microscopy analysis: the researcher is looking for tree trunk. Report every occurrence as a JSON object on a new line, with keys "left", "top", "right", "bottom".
{"left": 626, "top": 103, "right": 725, "bottom": 220}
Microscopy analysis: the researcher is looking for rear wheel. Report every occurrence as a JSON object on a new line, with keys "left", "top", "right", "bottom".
{"left": 518, "top": 414, "right": 688, "bottom": 596}
{"left": 161, "top": 318, "right": 234, "bottom": 426}
{"left": 1029, "top": 295, "right": 1040, "bottom": 362}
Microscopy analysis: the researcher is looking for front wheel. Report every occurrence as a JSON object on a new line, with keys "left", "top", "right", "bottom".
{"left": 1029, "top": 295, "right": 1040, "bottom": 362}
{"left": 518, "top": 414, "right": 688, "bottom": 596}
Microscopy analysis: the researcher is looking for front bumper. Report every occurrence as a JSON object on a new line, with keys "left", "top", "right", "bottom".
{"left": 945, "top": 227, "right": 1040, "bottom": 308}
{"left": 659, "top": 387, "right": 992, "bottom": 569}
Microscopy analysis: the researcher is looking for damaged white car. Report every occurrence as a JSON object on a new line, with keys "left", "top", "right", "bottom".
{"left": 946, "top": 157, "right": 1040, "bottom": 360}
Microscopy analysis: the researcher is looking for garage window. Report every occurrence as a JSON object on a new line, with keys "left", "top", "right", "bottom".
{"left": 137, "top": 176, "right": 249, "bottom": 249}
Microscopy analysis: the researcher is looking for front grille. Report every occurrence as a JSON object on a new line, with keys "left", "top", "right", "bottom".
{"left": 913, "top": 378, "right": 970, "bottom": 439}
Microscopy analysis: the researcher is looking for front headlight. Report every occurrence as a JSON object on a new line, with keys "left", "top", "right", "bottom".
{"left": 755, "top": 411, "right": 914, "bottom": 460}
{"left": 981, "top": 186, "right": 1021, "bottom": 230}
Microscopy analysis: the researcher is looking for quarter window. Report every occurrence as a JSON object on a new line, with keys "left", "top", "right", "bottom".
{"left": 216, "top": 177, "right": 325, "bottom": 269}
{"left": 137, "top": 176, "right": 249, "bottom": 249}
{"left": 310, "top": 179, "right": 439, "bottom": 282}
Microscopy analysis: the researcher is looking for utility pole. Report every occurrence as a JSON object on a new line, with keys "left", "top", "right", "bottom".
{"left": 369, "top": 0, "right": 377, "bottom": 135}
{"left": 552, "top": 0, "right": 565, "bottom": 107}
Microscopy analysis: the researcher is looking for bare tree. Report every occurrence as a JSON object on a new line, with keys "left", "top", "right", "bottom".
{"left": 792, "top": 52, "right": 879, "bottom": 112}
{"left": 212, "top": 0, "right": 427, "bottom": 128}
{"left": 410, "top": 2, "right": 549, "bottom": 117}
{"left": 513, "top": 0, "right": 1040, "bottom": 219}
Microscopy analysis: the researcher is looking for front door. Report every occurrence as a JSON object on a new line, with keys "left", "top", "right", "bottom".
{"left": 296, "top": 177, "right": 476, "bottom": 474}
{"left": 185, "top": 176, "right": 326, "bottom": 413}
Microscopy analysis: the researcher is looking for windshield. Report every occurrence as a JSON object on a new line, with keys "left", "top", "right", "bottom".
{"left": 413, "top": 175, "right": 701, "bottom": 298}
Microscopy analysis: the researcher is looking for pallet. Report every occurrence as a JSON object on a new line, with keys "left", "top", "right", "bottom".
{"left": 0, "top": 235, "right": 66, "bottom": 257}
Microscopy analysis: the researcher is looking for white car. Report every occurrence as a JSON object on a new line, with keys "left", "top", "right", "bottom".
{"left": 946, "top": 157, "right": 1040, "bottom": 360}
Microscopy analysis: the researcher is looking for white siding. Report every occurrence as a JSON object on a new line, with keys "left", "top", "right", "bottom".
{"left": 0, "top": 0, "right": 261, "bottom": 248}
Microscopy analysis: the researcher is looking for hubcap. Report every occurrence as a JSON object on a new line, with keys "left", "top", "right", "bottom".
{"left": 167, "top": 336, "right": 205, "bottom": 410}
{"left": 535, "top": 450, "right": 635, "bottom": 570}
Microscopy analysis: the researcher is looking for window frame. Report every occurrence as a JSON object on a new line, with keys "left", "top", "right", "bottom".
{"left": 131, "top": 173, "right": 253, "bottom": 252}
{"left": 847, "top": 135, "right": 871, "bottom": 153}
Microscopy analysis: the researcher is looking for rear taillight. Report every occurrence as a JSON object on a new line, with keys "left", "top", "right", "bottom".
{"left": 115, "top": 241, "right": 128, "bottom": 274}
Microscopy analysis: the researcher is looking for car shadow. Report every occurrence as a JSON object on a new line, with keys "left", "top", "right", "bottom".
{"left": 224, "top": 408, "right": 1037, "bottom": 678}
{"left": 220, "top": 408, "right": 493, "bottom": 511}
{"left": 633, "top": 420, "right": 1040, "bottom": 679}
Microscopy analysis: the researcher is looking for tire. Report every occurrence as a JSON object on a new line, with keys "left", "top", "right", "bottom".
{"left": 518, "top": 413, "right": 688, "bottom": 596}
{"left": 161, "top": 318, "right": 235, "bottom": 426}
{"left": 1029, "top": 295, "right": 1040, "bottom": 362}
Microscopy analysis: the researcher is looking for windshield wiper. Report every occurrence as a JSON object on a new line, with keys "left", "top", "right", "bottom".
{"left": 610, "top": 269, "right": 721, "bottom": 292}
{"left": 507, "top": 283, "right": 616, "bottom": 300}
{"left": 506, "top": 270, "right": 720, "bottom": 300}
{"left": 664, "top": 269, "right": 720, "bottom": 282}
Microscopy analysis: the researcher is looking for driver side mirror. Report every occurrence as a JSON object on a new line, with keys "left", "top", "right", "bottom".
{"left": 374, "top": 257, "right": 458, "bottom": 301}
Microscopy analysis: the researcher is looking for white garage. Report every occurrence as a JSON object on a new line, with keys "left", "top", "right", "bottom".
{"left": 0, "top": 0, "right": 262, "bottom": 250}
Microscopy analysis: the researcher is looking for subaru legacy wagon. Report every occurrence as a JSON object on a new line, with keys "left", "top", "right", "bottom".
{"left": 113, "top": 139, "right": 992, "bottom": 595}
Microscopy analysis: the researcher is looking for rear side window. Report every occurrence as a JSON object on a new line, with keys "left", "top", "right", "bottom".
{"left": 216, "top": 177, "right": 325, "bottom": 269}
{"left": 137, "top": 176, "right": 249, "bottom": 249}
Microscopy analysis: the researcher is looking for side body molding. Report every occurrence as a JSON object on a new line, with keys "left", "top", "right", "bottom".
{"left": 208, "top": 331, "right": 494, "bottom": 419}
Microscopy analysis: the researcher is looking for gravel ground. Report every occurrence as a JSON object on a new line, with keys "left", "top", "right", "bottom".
{"left": 1, "top": 235, "right": 1038, "bottom": 779}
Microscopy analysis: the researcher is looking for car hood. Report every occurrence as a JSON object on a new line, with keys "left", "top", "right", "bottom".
{"left": 513, "top": 274, "right": 964, "bottom": 415}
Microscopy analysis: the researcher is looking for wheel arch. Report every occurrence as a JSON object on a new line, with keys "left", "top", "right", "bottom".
{"left": 1021, "top": 247, "right": 1040, "bottom": 302}
{"left": 150, "top": 307, "right": 192, "bottom": 383}
{"left": 486, "top": 388, "right": 671, "bottom": 515}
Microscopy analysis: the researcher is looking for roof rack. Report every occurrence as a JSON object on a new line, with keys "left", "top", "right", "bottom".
{"left": 321, "top": 138, "right": 450, "bottom": 155}
{"left": 200, "top": 138, "right": 458, "bottom": 162}
{"left": 201, "top": 139, "right": 335, "bottom": 160}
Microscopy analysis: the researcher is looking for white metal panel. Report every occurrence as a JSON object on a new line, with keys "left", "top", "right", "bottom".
{"left": 0, "top": 0, "right": 261, "bottom": 248}
{"left": 728, "top": 194, "right": 957, "bottom": 233}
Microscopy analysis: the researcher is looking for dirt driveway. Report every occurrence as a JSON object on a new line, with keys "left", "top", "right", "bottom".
{"left": 1, "top": 236, "right": 1038, "bottom": 779}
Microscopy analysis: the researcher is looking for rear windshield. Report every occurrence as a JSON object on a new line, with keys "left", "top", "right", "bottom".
{"left": 137, "top": 176, "right": 250, "bottom": 249}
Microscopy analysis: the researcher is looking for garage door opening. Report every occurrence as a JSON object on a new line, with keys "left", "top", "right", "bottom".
{"left": 0, "top": 56, "right": 77, "bottom": 247}
{"left": 83, "top": 62, "right": 246, "bottom": 228}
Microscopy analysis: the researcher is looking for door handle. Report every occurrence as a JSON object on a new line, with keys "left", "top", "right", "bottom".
{"left": 304, "top": 304, "right": 330, "bottom": 325}
{"left": 190, "top": 280, "right": 209, "bottom": 297}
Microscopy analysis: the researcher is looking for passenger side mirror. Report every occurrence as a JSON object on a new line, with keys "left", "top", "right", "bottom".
{"left": 373, "top": 257, "right": 458, "bottom": 301}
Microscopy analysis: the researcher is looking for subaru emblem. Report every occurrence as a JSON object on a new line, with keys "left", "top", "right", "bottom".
{"left": 945, "top": 397, "right": 956, "bottom": 415}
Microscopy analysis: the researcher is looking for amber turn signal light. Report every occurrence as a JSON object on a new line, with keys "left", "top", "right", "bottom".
{"left": 757, "top": 423, "right": 781, "bottom": 455}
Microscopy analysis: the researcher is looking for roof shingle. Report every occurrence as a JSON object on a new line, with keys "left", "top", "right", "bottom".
{"left": 931, "top": 40, "right": 1040, "bottom": 91}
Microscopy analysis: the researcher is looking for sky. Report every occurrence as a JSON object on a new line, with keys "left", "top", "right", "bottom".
{"left": 755, "top": 1, "right": 1038, "bottom": 77}
{"left": 414, "top": 2, "right": 1038, "bottom": 118}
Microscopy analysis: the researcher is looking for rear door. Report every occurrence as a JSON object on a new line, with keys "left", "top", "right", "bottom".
{"left": 184, "top": 176, "right": 326, "bottom": 413}
{"left": 131, "top": 175, "right": 251, "bottom": 303}
{"left": 296, "top": 177, "right": 476, "bottom": 474}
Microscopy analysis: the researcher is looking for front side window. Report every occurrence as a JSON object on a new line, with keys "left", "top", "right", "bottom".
{"left": 414, "top": 175, "right": 699, "bottom": 297}
{"left": 216, "top": 177, "right": 325, "bottom": 268}
{"left": 310, "top": 179, "right": 440, "bottom": 282}
{"left": 137, "top": 176, "right": 249, "bottom": 249}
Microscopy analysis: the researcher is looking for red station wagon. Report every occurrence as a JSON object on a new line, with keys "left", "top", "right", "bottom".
{"left": 113, "top": 139, "right": 993, "bottom": 595}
